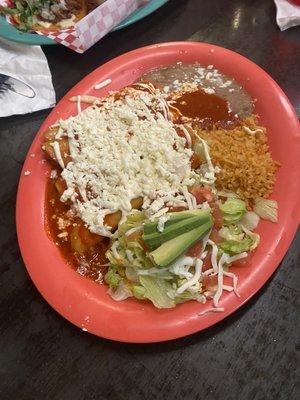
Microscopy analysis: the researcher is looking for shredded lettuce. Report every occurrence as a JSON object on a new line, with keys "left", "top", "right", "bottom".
{"left": 106, "top": 211, "right": 153, "bottom": 271}
{"left": 104, "top": 193, "right": 262, "bottom": 308}
{"left": 219, "top": 224, "right": 260, "bottom": 254}
{"left": 219, "top": 237, "right": 253, "bottom": 255}
{"left": 118, "top": 211, "right": 145, "bottom": 236}
{"left": 172, "top": 289, "right": 205, "bottom": 304}
{"left": 108, "top": 280, "right": 133, "bottom": 301}
{"left": 125, "top": 266, "right": 139, "bottom": 283}
{"left": 104, "top": 268, "right": 122, "bottom": 289}
{"left": 1, "top": 0, "right": 49, "bottom": 31}
{"left": 219, "top": 225, "right": 244, "bottom": 241}
{"left": 132, "top": 285, "right": 146, "bottom": 300}
{"left": 105, "top": 211, "right": 211, "bottom": 307}
{"left": 219, "top": 198, "right": 247, "bottom": 225}
{"left": 139, "top": 276, "right": 175, "bottom": 308}
{"left": 241, "top": 226, "right": 260, "bottom": 250}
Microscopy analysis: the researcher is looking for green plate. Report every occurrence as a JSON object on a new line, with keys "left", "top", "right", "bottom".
{"left": 0, "top": 0, "right": 169, "bottom": 45}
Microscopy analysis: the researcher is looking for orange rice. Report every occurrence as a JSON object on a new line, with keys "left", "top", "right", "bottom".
{"left": 194, "top": 116, "right": 278, "bottom": 207}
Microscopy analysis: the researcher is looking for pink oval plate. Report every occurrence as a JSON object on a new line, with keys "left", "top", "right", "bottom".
{"left": 16, "top": 42, "right": 300, "bottom": 343}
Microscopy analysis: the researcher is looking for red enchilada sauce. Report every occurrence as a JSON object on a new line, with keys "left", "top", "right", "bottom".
{"left": 45, "top": 179, "right": 109, "bottom": 281}
{"left": 171, "top": 88, "right": 233, "bottom": 123}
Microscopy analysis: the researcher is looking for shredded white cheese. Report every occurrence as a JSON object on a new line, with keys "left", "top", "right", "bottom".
{"left": 198, "top": 307, "right": 224, "bottom": 316}
{"left": 182, "top": 186, "right": 194, "bottom": 210}
{"left": 243, "top": 126, "right": 263, "bottom": 135}
{"left": 213, "top": 252, "right": 227, "bottom": 307}
{"left": 111, "top": 241, "right": 121, "bottom": 260}
{"left": 157, "top": 214, "right": 170, "bottom": 233}
{"left": 55, "top": 87, "right": 196, "bottom": 236}
{"left": 197, "top": 137, "right": 215, "bottom": 179}
{"left": 201, "top": 231, "right": 211, "bottom": 257}
{"left": 203, "top": 87, "right": 215, "bottom": 95}
{"left": 208, "top": 239, "right": 219, "bottom": 273}
{"left": 70, "top": 95, "right": 100, "bottom": 104}
{"left": 50, "top": 141, "right": 64, "bottom": 169}
{"left": 222, "top": 285, "right": 234, "bottom": 292}
{"left": 190, "top": 193, "right": 197, "bottom": 209}
{"left": 176, "top": 258, "right": 203, "bottom": 294}
{"left": 94, "top": 79, "right": 112, "bottom": 90}
{"left": 227, "top": 252, "right": 248, "bottom": 264}
{"left": 200, "top": 250, "right": 208, "bottom": 260}
{"left": 55, "top": 126, "right": 65, "bottom": 140}
{"left": 57, "top": 231, "right": 68, "bottom": 238}
{"left": 149, "top": 207, "right": 170, "bottom": 220}
{"left": 50, "top": 169, "right": 58, "bottom": 179}
{"left": 223, "top": 270, "right": 240, "bottom": 297}
{"left": 169, "top": 256, "right": 195, "bottom": 280}
{"left": 77, "top": 95, "right": 81, "bottom": 114}
{"left": 179, "top": 124, "right": 192, "bottom": 148}
{"left": 124, "top": 225, "right": 143, "bottom": 237}
{"left": 190, "top": 127, "right": 219, "bottom": 184}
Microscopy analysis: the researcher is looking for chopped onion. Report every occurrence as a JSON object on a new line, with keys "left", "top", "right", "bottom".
{"left": 240, "top": 211, "right": 260, "bottom": 231}
{"left": 253, "top": 197, "right": 278, "bottom": 222}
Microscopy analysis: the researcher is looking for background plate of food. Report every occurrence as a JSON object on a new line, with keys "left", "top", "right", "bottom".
{"left": 16, "top": 42, "right": 300, "bottom": 342}
{"left": 0, "top": 0, "right": 169, "bottom": 45}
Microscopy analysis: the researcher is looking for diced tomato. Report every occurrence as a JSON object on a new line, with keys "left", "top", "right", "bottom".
{"left": 190, "top": 185, "right": 214, "bottom": 204}
{"left": 209, "top": 227, "right": 222, "bottom": 244}
{"left": 186, "top": 241, "right": 203, "bottom": 258}
{"left": 202, "top": 275, "right": 218, "bottom": 291}
{"left": 211, "top": 204, "right": 224, "bottom": 229}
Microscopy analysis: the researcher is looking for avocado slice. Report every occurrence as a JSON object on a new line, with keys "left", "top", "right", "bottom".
{"left": 143, "top": 209, "right": 210, "bottom": 235}
{"left": 149, "top": 218, "right": 213, "bottom": 267}
{"left": 143, "top": 211, "right": 211, "bottom": 250}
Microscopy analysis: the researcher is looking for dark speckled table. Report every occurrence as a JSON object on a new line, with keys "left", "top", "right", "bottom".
{"left": 0, "top": 1, "right": 299, "bottom": 399}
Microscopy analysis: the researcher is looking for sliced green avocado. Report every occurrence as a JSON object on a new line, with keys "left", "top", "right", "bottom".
{"left": 143, "top": 209, "right": 210, "bottom": 235}
{"left": 149, "top": 218, "right": 213, "bottom": 267}
{"left": 143, "top": 211, "right": 211, "bottom": 250}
